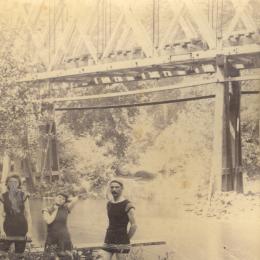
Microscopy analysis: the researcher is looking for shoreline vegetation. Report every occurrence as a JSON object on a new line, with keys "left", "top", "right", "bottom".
{"left": 30, "top": 172, "right": 260, "bottom": 223}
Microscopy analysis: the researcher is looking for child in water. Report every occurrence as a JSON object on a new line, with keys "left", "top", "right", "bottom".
{"left": 42, "top": 193, "right": 79, "bottom": 259}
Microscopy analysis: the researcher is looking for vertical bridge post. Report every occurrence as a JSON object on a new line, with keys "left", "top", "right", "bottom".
{"left": 38, "top": 102, "right": 59, "bottom": 182}
{"left": 210, "top": 55, "right": 243, "bottom": 195}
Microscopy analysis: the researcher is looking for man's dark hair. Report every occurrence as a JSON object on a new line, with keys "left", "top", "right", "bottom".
{"left": 57, "top": 192, "right": 70, "bottom": 203}
{"left": 110, "top": 180, "right": 124, "bottom": 188}
{"left": 5, "top": 174, "right": 22, "bottom": 189}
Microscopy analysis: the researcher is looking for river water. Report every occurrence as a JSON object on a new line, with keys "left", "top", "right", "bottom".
{"left": 29, "top": 199, "right": 260, "bottom": 260}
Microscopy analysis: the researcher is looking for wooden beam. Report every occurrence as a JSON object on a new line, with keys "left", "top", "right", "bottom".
{"left": 50, "top": 22, "right": 77, "bottom": 68}
{"left": 19, "top": 44, "right": 260, "bottom": 82}
{"left": 241, "top": 90, "right": 260, "bottom": 95}
{"left": 160, "top": 1, "right": 185, "bottom": 49}
{"left": 226, "top": 74, "right": 260, "bottom": 82}
{"left": 55, "top": 95, "right": 215, "bottom": 111}
{"left": 213, "top": 65, "right": 234, "bottom": 192}
{"left": 115, "top": 27, "right": 132, "bottom": 52}
{"left": 49, "top": 0, "right": 100, "bottom": 69}
{"left": 224, "top": 0, "right": 257, "bottom": 39}
{"left": 47, "top": 1, "right": 76, "bottom": 69}
{"left": 0, "top": 236, "right": 32, "bottom": 242}
{"left": 121, "top": 1, "right": 157, "bottom": 57}
{"left": 77, "top": 240, "right": 166, "bottom": 250}
{"left": 102, "top": 13, "right": 125, "bottom": 58}
{"left": 184, "top": 0, "right": 216, "bottom": 49}
{"left": 11, "top": 1, "right": 48, "bottom": 66}
{"left": 30, "top": 240, "right": 166, "bottom": 252}
{"left": 165, "top": 0, "right": 199, "bottom": 44}
{"left": 33, "top": 75, "right": 219, "bottom": 103}
{"left": 209, "top": 81, "right": 226, "bottom": 197}
{"left": 209, "top": 59, "right": 249, "bottom": 196}
{"left": 228, "top": 67, "right": 243, "bottom": 193}
{"left": 67, "top": 0, "right": 97, "bottom": 62}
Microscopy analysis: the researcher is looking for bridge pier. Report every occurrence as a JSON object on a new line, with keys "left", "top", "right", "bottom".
{"left": 38, "top": 102, "right": 59, "bottom": 182}
{"left": 211, "top": 56, "right": 243, "bottom": 194}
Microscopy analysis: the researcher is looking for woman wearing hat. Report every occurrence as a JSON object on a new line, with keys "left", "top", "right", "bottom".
{"left": 42, "top": 193, "right": 79, "bottom": 258}
{"left": 0, "top": 174, "right": 32, "bottom": 258}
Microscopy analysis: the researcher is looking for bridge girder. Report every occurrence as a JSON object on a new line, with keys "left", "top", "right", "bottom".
{"left": 0, "top": 0, "right": 259, "bottom": 78}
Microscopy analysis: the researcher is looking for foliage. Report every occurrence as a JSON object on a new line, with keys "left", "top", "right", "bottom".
{"left": 56, "top": 124, "right": 115, "bottom": 189}
{"left": 0, "top": 41, "right": 38, "bottom": 160}
{"left": 128, "top": 99, "right": 214, "bottom": 193}
{"left": 241, "top": 91, "right": 260, "bottom": 178}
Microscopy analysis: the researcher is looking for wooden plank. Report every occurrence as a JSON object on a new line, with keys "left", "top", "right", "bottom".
{"left": 78, "top": 240, "right": 166, "bottom": 250}
{"left": 0, "top": 236, "right": 32, "bottom": 242}
{"left": 31, "top": 240, "right": 166, "bottom": 252}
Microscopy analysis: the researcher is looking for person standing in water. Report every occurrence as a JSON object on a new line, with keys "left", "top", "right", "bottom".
{"left": 0, "top": 175, "right": 32, "bottom": 258}
{"left": 103, "top": 180, "right": 137, "bottom": 260}
{"left": 42, "top": 193, "right": 79, "bottom": 259}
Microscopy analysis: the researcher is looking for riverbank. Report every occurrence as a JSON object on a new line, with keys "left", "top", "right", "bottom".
{"left": 30, "top": 174, "right": 260, "bottom": 223}
{"left": 29, "top": 178, "right": 103, "bottom": 199}
{"left": 181, "top": 177, "right": 260, "bottom": 222}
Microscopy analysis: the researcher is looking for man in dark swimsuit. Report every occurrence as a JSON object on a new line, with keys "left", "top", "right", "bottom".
{"left": 103, "top": 180, "right": 137, "bottom": 260}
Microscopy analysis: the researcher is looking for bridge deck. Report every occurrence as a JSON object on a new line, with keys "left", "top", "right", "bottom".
{"left": 20, "top": 44, "right": 260, "bottom": 83}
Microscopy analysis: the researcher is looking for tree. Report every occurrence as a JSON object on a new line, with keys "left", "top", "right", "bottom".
{"left": 0, "top": 26, "right": 39, "bottom": 190}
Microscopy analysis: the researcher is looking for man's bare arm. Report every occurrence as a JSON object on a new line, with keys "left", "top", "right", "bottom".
{"left": 67, "top": 196, "right": 79, "bottom": 211}
{"left": 0, "top": 197, "right": 5, "bottom": 236}
{"left": 24, "top": 196, "right": 33, "bottom": 237}
{"left": 42, "top": 207, "right": 58, "bottom": 224}
{"left": 127, "top": 208, "right": 137, "bottom": 240}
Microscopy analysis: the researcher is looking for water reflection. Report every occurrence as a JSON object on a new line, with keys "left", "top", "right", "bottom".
{"left": 28, "top": 198, "right": 260, "bottom": 260}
